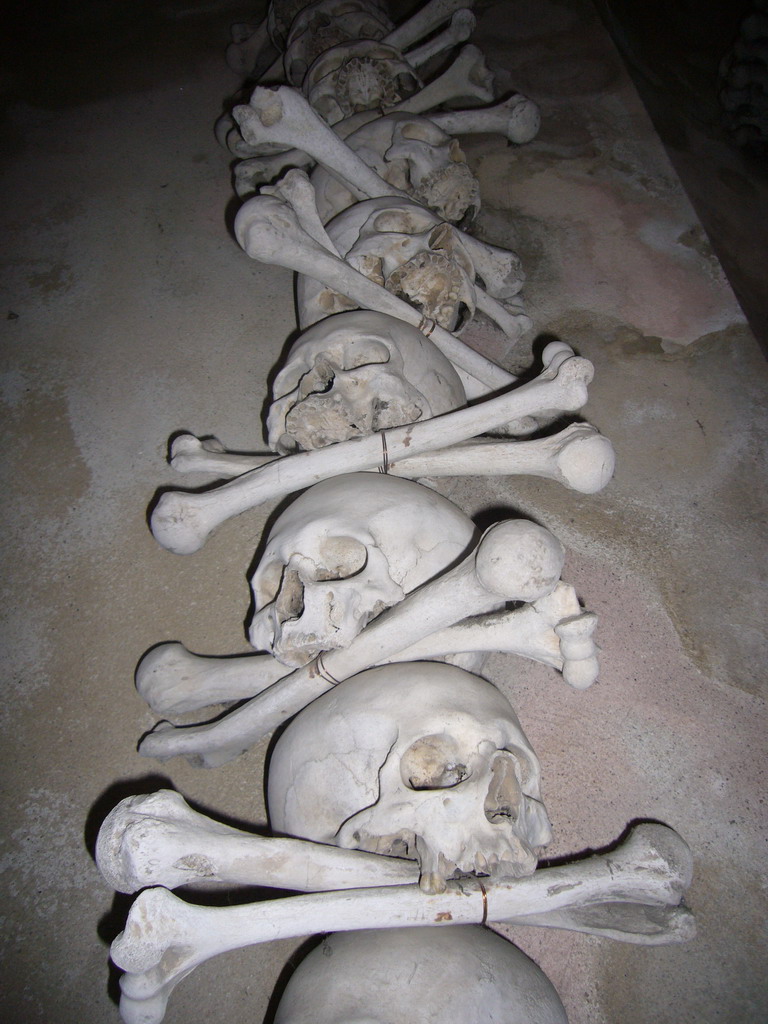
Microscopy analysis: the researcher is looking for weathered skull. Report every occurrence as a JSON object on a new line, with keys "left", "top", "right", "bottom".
{"left": 267, "top": 309, "right": 466, "bottom": 454}
{"left": 297, "top": 198, "right": 478, "bottom": 329}
{"left": 249, "top": 474, "right": 478, "bottom": 666}
{"left": 283, "top": 0, "right": 394, "bottom": 88}
{"left": 268, "top": 662, "right": 553, "bottom": 893}
{"left": 274, "top": 927, "right": 568, "bottom": 1024}
{"left": 311, "top": 113, "right": 481, "bottom": 224}
{"left": 304, "top": 39, "right": 422, "bottom": 124}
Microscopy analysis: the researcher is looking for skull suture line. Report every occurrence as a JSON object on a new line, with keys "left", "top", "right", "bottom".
{"left": 267, "top": 309, "right": 466, "bottom": 454}
{"left": 268, "top": 662, "right": 553, "bottom": 894}
{"left": 248, "top": 473, "right": 478, "bottom": 666}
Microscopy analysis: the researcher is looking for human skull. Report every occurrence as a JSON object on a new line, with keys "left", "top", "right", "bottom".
{"left": 304, "top": 39, "right": 422, "bottom": 124}
{"left": 268, "top": 662, "right": 553, "bottom": 893}
{"left": 248, "top": 474, "right": 478, "bottom": 666}
{"left": 273, "top": 927, "right": 568, "bottom": 1024}
{"left": 297, "top": 198, "right": 478, "bottom": 330}
{"left": 311, "top": 113, "right": 481, "bottom": 224}
{"left": 283, "top": 0, "right": 394, "bottom": 88}
{"left": 267, "top": 310, "right": 466, "bottom": 454}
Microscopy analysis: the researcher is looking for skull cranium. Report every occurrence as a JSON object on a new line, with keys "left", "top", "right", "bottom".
{"left": 297, "top": 197, "right": 478, "bottom": 330}
{"left": 248, "top": 474, "right": 478, "bottom": 666}
{"left": 267, "top": 309, "right": 466, "bottom": 454}
{"left": 268, "top": 661, "right": 552, "bottom": 893}
{"left": 273, "top": 927, "right": 568, "bottom": 1024}
{"left": 283, "top": 0, "right": 394, "bottom": 88}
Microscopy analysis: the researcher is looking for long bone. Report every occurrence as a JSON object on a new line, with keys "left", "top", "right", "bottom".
{"left": 139, "top": 517, "right": 566, "bottom": 765}
{"left": 234, "top": 190, "right": 517, "bottom": 392}
{"left": 226, "top": 18, "right": 274, "bottom": 77}
{"left": 262, "top": 168, "right": 340, "bottom": 253}
{"left": 396, "top": 9, "right": 476, "bottom": 71}
{"left": 431, "top": 93, "right": 541, "bottom": 146}
{"left": 149, "top": 346, "right": 592, "bottom": 555}
{"left": 168, "top": 424, "right": 615, "bottom": 496}
{"left": 233, "top": 86, "right": 409, "bottom": 199}
{"left": 97, "top": 789, "right": 419, "bottom": 894}
{"left": 383, "top": 0, "right": 474, "bottom": 53}
{"left": 136, "top": 581, "right": 597, "bottom": 717}
{"left": 393, "top": 44, "right": 495, "bottom": 114}
{"left": 110, "top": 824, "right": 694, "bottom": 1024}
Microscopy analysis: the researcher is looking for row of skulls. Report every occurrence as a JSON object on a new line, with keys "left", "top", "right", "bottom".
{"left": 94, "top": 3, "right": 696, "bottom": 1023}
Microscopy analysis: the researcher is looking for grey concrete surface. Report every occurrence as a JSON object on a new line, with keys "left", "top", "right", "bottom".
{"left": 1, "top": 1, "right": 765, "bottom": 1022}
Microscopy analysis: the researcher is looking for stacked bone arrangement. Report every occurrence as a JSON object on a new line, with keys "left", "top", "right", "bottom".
{"left": 95, "top": 2, "right": 696, "bottom": 1021}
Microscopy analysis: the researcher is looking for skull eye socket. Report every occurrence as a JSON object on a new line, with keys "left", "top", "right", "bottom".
{"left": 306, "top": 536, "right": 368, "bottom": 581}
{"left": 400, "top": 733, "right": 470, "bottom": 790}
{"left": 254, "top": 561, "right": 284, "bottom": 605}
{"left": 337, "top": 338, "right": 391, "bottom": 370}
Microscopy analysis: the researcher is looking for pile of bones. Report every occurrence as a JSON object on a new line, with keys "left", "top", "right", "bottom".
{"left": 95, "top": 2, "right": 697, "bottom": 1022}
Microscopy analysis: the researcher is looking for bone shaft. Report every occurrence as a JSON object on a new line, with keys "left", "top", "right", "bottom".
{"left": 151, "top": 355, "right": 590, "bottom": 555}
{"left": 152, "top": 363, "right": 584, "bottom": 553}
{"left": 173, "top": 437, "right": 575, "bottom": 484}
{"left": 385, "top": 605, "right": 562, "bottom": 667}
{"left": 473, "top": 288, "right": 529, "bottom": 338}
{"left": 431, "top": 108, "right": 506, "bottom": 134}
{"left": 240, "top": 94, "right": 397, "bottom": 203}
{"left": 291, "top": 247, "right": 514, "bottom": 388}
{"left": 167, "top": 833, "right": 420, "bottom": 891}
{"left": 401, "top": 12, "right": 474, "bottom": 69}
{"left": 326, "top": 518, "right": 563, "bottom": 682}
{"left": 385, "top": 0, "right": 473, "bottom": 51}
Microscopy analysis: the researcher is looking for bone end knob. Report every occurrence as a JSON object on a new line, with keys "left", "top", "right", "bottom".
{"left": 557, "top": 428, "right": 616, "bottom": 494}
{"left": 475, "top": 520, "right": 565, "bottom": 604}
{"left": 507, "top": 97, "right": 541, "bottom": 144}
{"left": 556, "top": 612, "right": 599, "bottom": 689}
{"left": 150, "top": 491, "right": 208, "bottom": 555}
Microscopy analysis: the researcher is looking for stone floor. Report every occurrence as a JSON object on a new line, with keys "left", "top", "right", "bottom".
{"left": 1, "top": 1, "right": 766, "bottom": 1022}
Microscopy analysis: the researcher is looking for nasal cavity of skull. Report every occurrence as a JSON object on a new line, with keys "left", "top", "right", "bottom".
{"left": 400, "top": 733, "right": 470, "bottom": 790}
{"left": 484, "top": 751, "right": 522, "bottom": 825}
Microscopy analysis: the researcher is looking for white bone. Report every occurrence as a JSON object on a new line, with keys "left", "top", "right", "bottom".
{"left": 139, "top": 517, "right": 566, "bottom": 764}
{"left": 261, "top": 168, "right": 340, "bottom": 254}
{"left": 274, "top": 927, "right": 568, "bottom": 1024}
{"left": 97, "top": 789, "right": 419, "bottom": 893}
{"left": 226, "top": 19, "right": 272, "bottom": 76}
{"left": 473, "top": 288, "right": 531, "bottom": 339}
{"left": 234, "top": 190, "right": 516, "bottom": 390}
{"left": 149, "top": 347, "right": 592, "bottom": 555}
{"left": 110, "top": 824, "right": 694, "bottom": 1024}
{"left": 400, "top": 9, "right": 476, "bottom": 70}
{"left": 234, "top": 149, "right": 314, "bottom": 195}
{"left": 394, "top": 45, "right": 495, "bottom": 114}
{"left": 135, "top": 642, "right": 288, "bottom": 715}
{"left": 234, "top": 86, "right": 407, "bottom": 202}
{"left": 453, "top": 230, "right": 525, "bottom": 300}
{"left": 135, "top": 581, "right": 597, "bottom": 717}
{"left": 169, "top": 423, "right": 615, "bottom": 496}
{"left": 384, "top": 0, "right": 474, "bottom": 52}
{"left": 431, "top": 93, "right": 541, "bottom": 145}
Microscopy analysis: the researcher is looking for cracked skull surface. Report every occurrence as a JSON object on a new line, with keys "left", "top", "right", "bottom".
{"left": 248, "top": 473, "right": 478, "bottom": 666}
{"left": 267, "top": 661, "right": 552, "bottom": 893}
{"left": 267, "top": 309, "right": 466, "bottom": 453}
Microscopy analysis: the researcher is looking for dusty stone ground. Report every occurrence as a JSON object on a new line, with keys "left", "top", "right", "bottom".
{"left": 1, "top": 1, "right": 766, "bottom": 1022}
